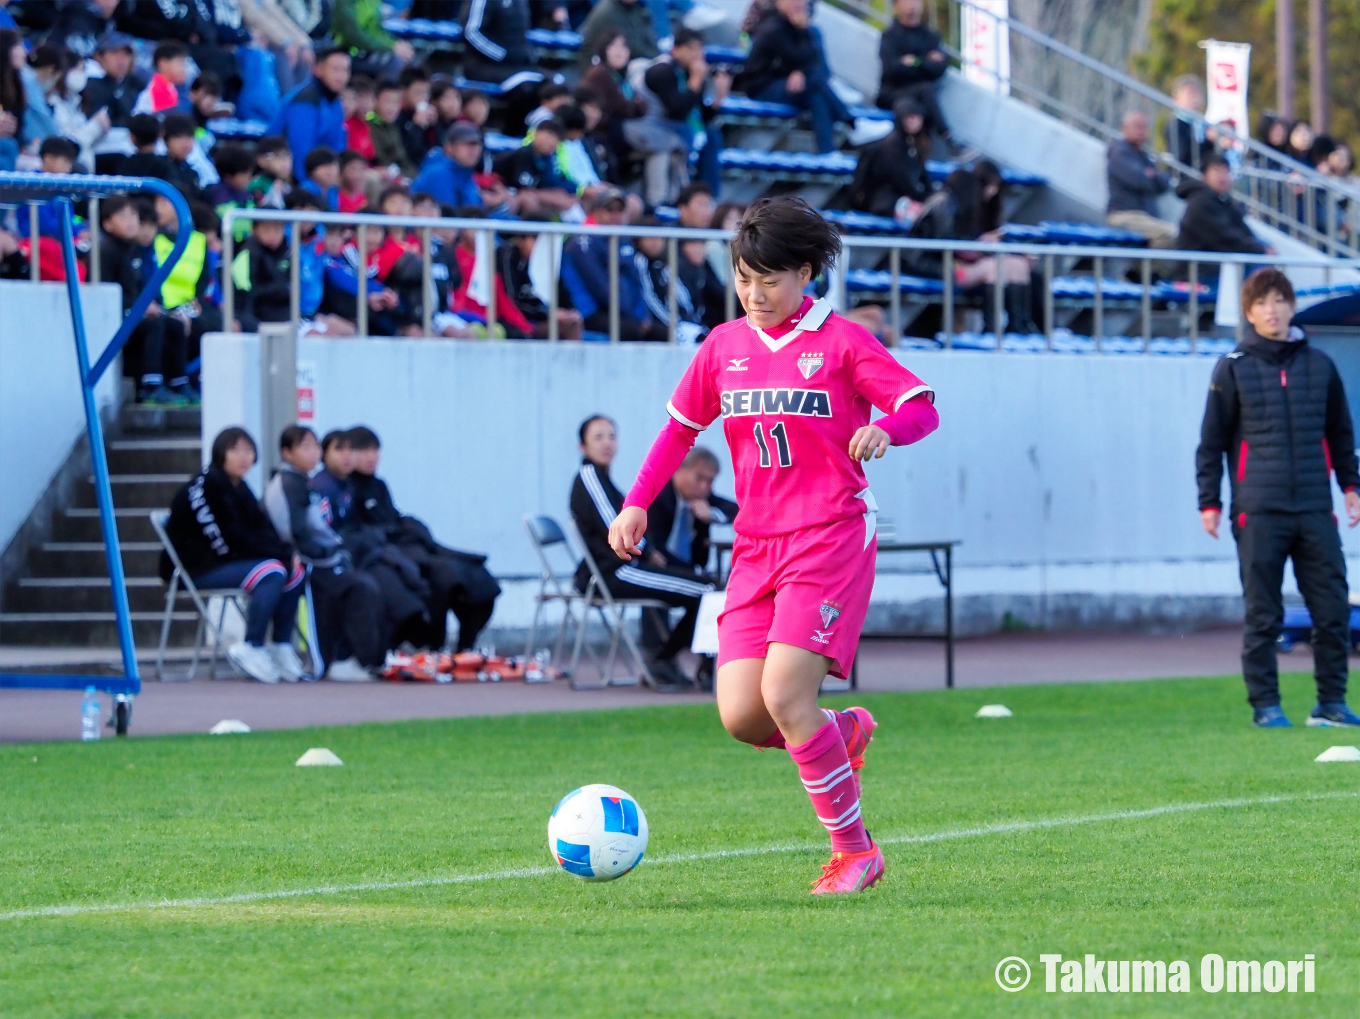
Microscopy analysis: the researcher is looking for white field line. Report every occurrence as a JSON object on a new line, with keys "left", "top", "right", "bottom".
{"left": 2, "top": 789, "right": 1354, "bottom": 923}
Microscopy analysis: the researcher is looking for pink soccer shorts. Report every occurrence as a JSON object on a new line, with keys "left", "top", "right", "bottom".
{"left": 717, "top": 513, "right": 877, "bottom": 679}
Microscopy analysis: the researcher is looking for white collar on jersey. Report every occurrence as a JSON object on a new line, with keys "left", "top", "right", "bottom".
{"left": 747, "top": 298, "right": 834, "bottom": 353}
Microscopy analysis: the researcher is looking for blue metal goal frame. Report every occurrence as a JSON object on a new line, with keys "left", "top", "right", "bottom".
{"left": 0, "top": 172, "right": 192, "bottom": 707}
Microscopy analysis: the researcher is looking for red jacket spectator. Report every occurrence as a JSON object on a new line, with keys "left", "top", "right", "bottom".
{"left": 345, "top": 113, "right": 375, "bottom": 162}
{"left": 451, "top": 242, "right": 533, "bottom": 335}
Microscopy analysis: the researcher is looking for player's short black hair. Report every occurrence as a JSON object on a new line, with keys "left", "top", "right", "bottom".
{"left": 162, "top": 113, "right": 196, "bottom": 140}
{"left": 213, "top": 144, "right": 255, "bottom": 178}
{"left": 153, "top": 41, "right": 188, "bottom": 66}
{"left": 279, "top": 424, "right": 316, "bottom": 452}
{"left": 304, "top": 146, "right": 338, "bottom": 174}
{"left": 578, "top": 414, "right": 614, "bottom": 445}
{"left": 347, "top": 426, "right": 380, "bottom": 450}
{"left": 128, "top": 114, "right": 162, "bottom": 147}
{"left": 731, "top": 196, "right": 841, "bottom": 278}
{"left": 321, "top": 429, "right": 351, "bottom": 454}
{"left": 210, "top": 427, "right": 257, "bottom": 470}
{"left": 39, "top": 136, "right": 78, "bottom": 163}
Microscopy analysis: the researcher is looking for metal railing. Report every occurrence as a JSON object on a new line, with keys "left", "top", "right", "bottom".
{"left": 220, "top": 207, "right": 1348, "bottom": 353}
{"left": 934, "top": 0, "right": 1360, "bottom": 257}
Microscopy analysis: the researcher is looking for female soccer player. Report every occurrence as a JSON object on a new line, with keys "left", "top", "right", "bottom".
{"left": 608, "top": 197, "right": 939, "bottom": 894}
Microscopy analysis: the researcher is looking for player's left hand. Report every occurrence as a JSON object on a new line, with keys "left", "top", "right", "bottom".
{"left": 1346, "top": 489, "right": 1360, "bottom": 528}
{"left": 848, "top": 425, "right": 891, "bottom": 461}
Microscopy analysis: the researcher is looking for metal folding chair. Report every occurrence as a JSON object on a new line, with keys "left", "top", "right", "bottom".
{"left": 564, "top": 519, "right": 668, "bottom": 691}
{"left": 522, "top": 514, "right": 590, "bottom": 669}
{"left": 149, "top": 511, "right": 249, "bottom": 681}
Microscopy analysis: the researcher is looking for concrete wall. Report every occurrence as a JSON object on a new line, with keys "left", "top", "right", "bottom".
{"left": 201, "top": 334, "right": 1360, "bottom": 636}
{"left": 0, "top": 281, "right": 123, "bottom": 553}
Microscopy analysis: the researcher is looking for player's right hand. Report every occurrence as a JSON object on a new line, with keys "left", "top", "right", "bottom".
{"left": 609, "top": 506, "right": 648, "bottom": 561}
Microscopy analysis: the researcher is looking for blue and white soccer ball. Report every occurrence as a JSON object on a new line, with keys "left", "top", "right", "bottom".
{"left": 547, "top": 784, "right": 649, "bottom": 881}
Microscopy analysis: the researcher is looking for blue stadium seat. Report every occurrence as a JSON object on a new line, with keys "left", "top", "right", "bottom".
{"left": 822, "top": 210, "right": 902, "bottom": 234}
{"left": 525, "top": 28, "right": 583, "bottom": 51}
{"left": 719, "top": 148, "right": 1047, "bottom": 187}
{"left": 705, "top": 45, "right": 749, "bottom": 66}
{"left": 483, "top": 131, "right": 523, "bottom": 154}
{"left": 454, "top": 77, "right": 506, "bottom": 95}
{"left": 999, "top": 221, "right": 1147, "bottom": 246}
{"left": 383, "top": 17, "right": 464, "bottom": 41}
{"left": 845, "top": 269, "right": 944, "bottom": 296}
{"left": 208, "top": 118, "right": 267, "bottom": 140}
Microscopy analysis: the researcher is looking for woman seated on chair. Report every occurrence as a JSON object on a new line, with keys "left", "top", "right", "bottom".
{"left": 569, "top": 414, "right": 711, "bottom": 690}
{"left": 160, "top": 426, "right": 306, "bottom": 685}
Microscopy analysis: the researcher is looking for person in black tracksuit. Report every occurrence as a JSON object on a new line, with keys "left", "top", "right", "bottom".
{"left": 570, "top": 415, "right": 711, "bottom": 688}
{"left": 347, "top": 427, "right": 501, "bottom": 652}
{"left": 1197, "top": 268, "right": 1360, "bottom": 726}
{"left": 459, "top": 0, "right": 542, "bottom": 130}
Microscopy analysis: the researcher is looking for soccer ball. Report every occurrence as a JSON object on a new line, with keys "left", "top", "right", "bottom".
{"left": 547, "top": 784, "right": 649, "bottom": 881}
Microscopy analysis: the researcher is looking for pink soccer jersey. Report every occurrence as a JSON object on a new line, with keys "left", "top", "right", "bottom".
{"left": 665, "top": 298, "right": 933, "bottom": 537}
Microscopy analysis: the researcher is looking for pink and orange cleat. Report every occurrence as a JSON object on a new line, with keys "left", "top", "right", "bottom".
{"left": 843, "top": 706, "right": 876, "bottom": 796}
{"left": 810, "top": 840, "right": 886, "bottom": 894}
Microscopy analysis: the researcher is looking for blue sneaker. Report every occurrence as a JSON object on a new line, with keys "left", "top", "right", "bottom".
{"left": 1253, "top": 705, "right": 1293, "bottom": 728}
{"left": 1307, "top": 702, "right": 1360, "bottom": 727}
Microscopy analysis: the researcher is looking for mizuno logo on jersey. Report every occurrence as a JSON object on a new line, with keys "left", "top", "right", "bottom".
{"left": 727, "top": 357, "right": 750, "bottom": 371}
{"left": 720, "top": 389, "right": 832, "bottom": 418}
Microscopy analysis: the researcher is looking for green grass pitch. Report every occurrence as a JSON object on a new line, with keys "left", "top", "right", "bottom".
{"left": 2, "top": 672, "right": 1358, "bottom": 1017}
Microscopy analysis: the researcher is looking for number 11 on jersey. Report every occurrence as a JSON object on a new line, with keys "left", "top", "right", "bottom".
{"left": 753, "top": 421, "right": 792, "bottom": 467}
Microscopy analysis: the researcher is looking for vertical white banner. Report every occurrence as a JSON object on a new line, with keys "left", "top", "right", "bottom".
{"left": 1203, "top": 40, "right": 1251, "bottom": 140}
{"left": 468, "top": 229, "right": 493, "bottom": 309}
{"left": 962, "top": 0, "right": 1010, "bottom": 95}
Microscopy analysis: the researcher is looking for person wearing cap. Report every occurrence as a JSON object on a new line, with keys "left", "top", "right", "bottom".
{"left": 83, "top": 34, "right": 145, "bottom": 151}
{"left": 563, "top": 188, "right": 663, "bottom": 340}
{"left": 491, "top": 118, "right": 578, "bottom": 215}
{"left": 411, "top": 123, "right": 487, "bottom": 209}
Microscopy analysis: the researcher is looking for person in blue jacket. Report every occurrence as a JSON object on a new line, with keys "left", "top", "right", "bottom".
{"left": 268, "top": 48, "right": 350, "bottom": 165}
{"left": 562, "top": 187, "right": 663, "bottom": 341}
{"left": 410, "top": 123, "right": 485, "bottom": 209}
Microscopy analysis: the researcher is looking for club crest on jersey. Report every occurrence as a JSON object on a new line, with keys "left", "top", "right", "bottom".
{"left": 797, "top": 352, "right": 824, "bottom": 380}
{"left": 727, "top": 357, "right": 750, "bottom": 372}
{"left": 819, "top": 602, "right": 842, "bottom": 629}
{"left": 720, "top": 388, "right": 832, "bottom": 417}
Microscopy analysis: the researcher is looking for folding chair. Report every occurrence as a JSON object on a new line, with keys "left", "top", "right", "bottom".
{"left": 522, "top": 514, "right": 589, "bottom": 670}
{"left": 149, "top": 511, "right": 249, "bottom": 681}
{"left": 565, "top": 519, "right": 669, "bottom": 691}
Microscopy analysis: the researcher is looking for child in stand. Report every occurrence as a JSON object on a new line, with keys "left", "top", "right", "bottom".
{"left": 343, "top": 75, "right": 376, "bottom": 163}
{"left": 134, "top": 40, "right": 189, "bottom": 115}
{"left": 337, "top": 149, "right": 370, "bottom": 213}
{"left": 249, "top": 135, "right": 294, "bottom": 209}
{"left": 301, "top": 146, "right": 340, "bottom": 210}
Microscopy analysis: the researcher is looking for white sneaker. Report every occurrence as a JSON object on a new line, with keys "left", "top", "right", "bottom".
{"left": 847, "top": 117, "right": 893, "bottom": 147}
{"left": 682, "top": 4, "right": 728, "bottom": 31}
{"left": 228, "top": 641, "right": 281, "bottom": 683}
{"left": 326, "top": 657, "right": 374, "bottom": 682}
{"left": 269, "top": 642, "right": 306, "bottom": 682}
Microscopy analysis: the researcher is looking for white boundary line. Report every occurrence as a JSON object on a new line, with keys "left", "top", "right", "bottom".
{"left": 2, "top": 789, "right": 1353, "bottom": 922}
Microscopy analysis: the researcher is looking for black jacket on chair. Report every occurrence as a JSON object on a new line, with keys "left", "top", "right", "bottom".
{"left": 1197, "top": 329, "right": 1360, "bottom": 516}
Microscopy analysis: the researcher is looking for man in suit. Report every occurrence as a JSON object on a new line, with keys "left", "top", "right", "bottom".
{"left": 644, "top": 446, "right": 739, "bottom": 576}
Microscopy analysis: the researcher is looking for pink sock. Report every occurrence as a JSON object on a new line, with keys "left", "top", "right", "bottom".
{"left": 756, "top": 730, "right": 787, "bottom": 750}
{"left": 824, "top": 708, "right": 857, "bottom": 748}
{"left": 788, "top": 721, "right": 871, "bottom": 854}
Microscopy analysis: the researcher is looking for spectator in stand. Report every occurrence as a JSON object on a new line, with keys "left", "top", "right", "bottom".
{"left": 680, "top": 235, "right": 725, "bottom": 330}
{"left": 41, "top": 0, "right": 114, "bottom": 59}
{"left": 580, "top": 0, "right": 658, "bottom": 67}
{"left": 122, "top": 114, "right": 176, "bottom": 184}
{"left": 160, "top": 427, "right": 306, "bottom": 685}
{"left": 17, "top": 40, "right": 59, "bottom": 145}
{"left": 875, "top": 0, "right": 950, "bottom": 143}
{"left": 300, "top": 146, "right": 340, "bottom": 209}
{"left": 232, "top": 216, "right": 291, "bottom": 331}
{"left": 850, "top": 96, "right": 932, "bottom": 219}
{"left": 368, "top": 79, "right": 413, "bottom": 176}
{"left": 498, "top": 215, "right": 585, "bottom": 339}
{"left": 396, "top": 65, "right": 438, "bottom": 170}
{"left": 430, "top": 79, "right": 462, "bottom": 140}
{"left": 206, "top": 144, "right": 257, "bottom": 241}
{"left": 447, "top": 205, "right": 535, "bottom": 338}
{"left": 269, "top": 46, "right": 349, "bottom": 166}
{"left": 346, "top": 425, "right": 501, "bottom": 652}
{"left": 0, "top": 29, "right": 26, "bottom": 171}
{"left": 706, "top": 199, "right": 743, "bottom": 287}
{"left": 1165, "top": 73, "right": 1211, "bottom": 172}
{"left": 493, "top": 117, "right": 578, "bottom": 215}
{"left": 249, "top": 134, "right": 294, "bottom": 209}
{"left": 563, "top": 187, "right": 662, "bottom": 340}
{"left": 1174, "top": 155, "right": 1270, "bottom": 274}
{"left": 153, "top": 194, "right": 219, "bottom": 358}
{"left": 133, "top": 41, "right": 190, "bottom": 116}
{"left": 82, "top": 32, "right": 143, "bottom": 174}
{"left": 162, "top": 112, "right": 210, "bottom": 197}
{"left": 460, "top": 0, "right": 541, "bottom": 130}
{"left": 739, "top": 0, "right": 851, "bottom": 156}
{"left": 188, "top": 72, "right": 227, "bottom": 133}
{"left": 410, "top": 192, "right": 477, "bottom": 338}
{"left": 282, "top": 189, "right": 327, "bottom": 326}
{"left": 643, "top": 445, "right": 737, "bottom": 576}
{"left": 634, "top": 218, "right": 708, "bottom": 343}
{"left": 1286, "top": 120, "right": 1315, "bottom": 165}
{"left": 263, "top": 425, "right": 387, "bottom": 681}
{"left": 556, "top": 102, "right": 608, "bottom": 198}
{"left": 525, "top": 81, "right": 572, "bottom": 130}
{"left": 460, "top": 89, "right": 491, "bottom": 132}
{"left": 343, "top": 74, "right": 376, "bottom": 162}
{"left": 316, "top": 220, "right": 402, "bottom": 335}
{"left": 1106, "top": 109, "right": 1175, "bottom": 248}
{"left": 99, "top": 194, "right": 194, "bottom": 406}
{"left": 337, "top": 148, "right": 369, "bottom": 212}
{"left": 640, "top": 28, "right": 729, "bottom": 202}
{"left": 411, "top": 122, "right": 484, "bottom": 208}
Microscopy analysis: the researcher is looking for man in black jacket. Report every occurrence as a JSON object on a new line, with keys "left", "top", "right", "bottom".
{"left": 347, "top": 427, "right": 501, "bottom": 651}
{"left": 1106, "top": 109, "right": 1176, "bottom": 247}
{"left": 642, "top": 29, "right": 730, "bottom": 196}
{"left": 850, "top": 97, "right": 933, "bottom": 218}
{"left": 1197, "top": 268, "right": 1360, "bottom": 728}
{"left": 232, "top": 218, "right": 291, "bottom": 332}
{"left": 1174, "top": 157, "right": 1270, "bottom": 270}
{"left": 643, "top": 447, "right": 738, "bottom": 575}
{"left": 875, "top": 0, "right": 951, "bottom": 143}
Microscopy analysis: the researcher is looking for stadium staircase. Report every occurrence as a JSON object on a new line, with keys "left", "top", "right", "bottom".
{"left": 0, "top": 401, "right": 200, "bottom": 648}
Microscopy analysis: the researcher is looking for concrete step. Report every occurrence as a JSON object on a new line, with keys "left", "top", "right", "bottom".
{"left": 28, "top": 541, "right": 163, "bottom": 577}
{"left": 0, "top": 611, "right": 201, "bottom": 646}
{"left": 105, "top": 437, "right": 201, "bottom": 476}
{"left": 6, "top": 576, "right": 173, "bottom": 614}
{"left": 50, "top": 508, "right": 159, "bottom": 543}
{"left": 119, "top": 404, "right": 201, "bottom": 437}
{"left": 75, "top": 474, "right": 182, "bottom": 510}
